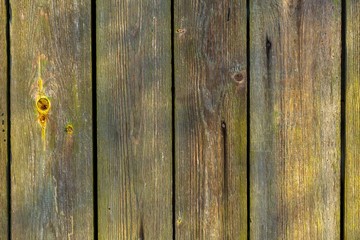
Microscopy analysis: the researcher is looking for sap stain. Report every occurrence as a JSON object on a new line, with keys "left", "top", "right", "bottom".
{"left": 35, "top": 55, "right": 51, "bottom": 150}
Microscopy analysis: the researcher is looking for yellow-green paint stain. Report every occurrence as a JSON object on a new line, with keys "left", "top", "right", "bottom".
{"left": 35, "top": 55, "right": 51, "bottom": 150}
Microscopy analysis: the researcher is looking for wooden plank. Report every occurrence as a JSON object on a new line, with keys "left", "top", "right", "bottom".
{"left": 10, "top": 0, "right": 93, "bottom": 239}
{"left": 345, "top": 1, "right": 360, "bottom": 238}
{"left": 0, "top": 0, "right": 8, "bottom": 238}
{"left": 174, "top": 0, "right": 247, "bottom": 238}
{"left": 250, "top": 1, "right": 341, "bottom": 239}
{"left": 96, "top": 1, "right": 172, "bottom": 239}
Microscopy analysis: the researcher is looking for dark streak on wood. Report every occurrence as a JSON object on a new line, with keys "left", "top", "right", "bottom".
{"left": 139, "top": 217, "right": 144, "bottom": 240}
{"left": 266, "top": 36, "right": 272, "bottom": 62}
{"left": 221, "top": 121, "right": 228, "bottom": 199}
{"left": 221, "top": 120, "right": 229, "bottom": 240}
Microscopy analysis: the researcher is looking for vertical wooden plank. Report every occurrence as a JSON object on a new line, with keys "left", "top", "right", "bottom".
{"left": 250, "top": 0, "right": 341, "bottom": 239}
{"left": 174, "top": 0, "right": 247, "bottom": 238}
{"left": 10, "top": 0, "right": 93, "bottom": 239}
{"left": 345, "top": 1, "right": 360, "bottom": 238}
{"left": 96, "top": 0, "right": 172, "bottom": 239}
{"left": 0, "top": 0, "right": 8, "bottom": 238}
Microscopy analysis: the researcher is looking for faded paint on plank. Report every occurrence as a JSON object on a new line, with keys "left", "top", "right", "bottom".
{"left": 174, "top": 0, "right": 247, "bottom": 239}
{"left": 96, "top": 0, "right": 173, "bottom": 239}
{"left": 250, "top": 1, "right": 341, "bottom": 239}
{"left": 10, "top": 0, "right": 93, "bottom": 239}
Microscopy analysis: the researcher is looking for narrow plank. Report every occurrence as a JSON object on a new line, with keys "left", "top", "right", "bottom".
{"left": 250, "top": 1, "right": 341, "bottom": 239}
{"left": 345, "top": 1, "right": 360, "bottom": 238}
{"left": 96, "top": 0, "right": 173, "bottom": 239}
{"left": 0, "top": 0, "right": 8, "bottom": 238}
{"left": 174, "top": 0, "right": 247, "bottom": 238}
{"left": 10, "top": 0, "right": 93, "bottom": 238}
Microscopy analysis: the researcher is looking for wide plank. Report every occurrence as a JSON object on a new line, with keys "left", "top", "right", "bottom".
{"left": 174, "top": 0, "right": 247, "bottom": 238}
{"left": 96, "top": 0, "right": 173, "bottom": 239}
{"left": 10, "top": 0, "right": 93, "bottom": 238}
{"left": 250, "top": 1, "right": 341, "bottom": 239}
{"left": 345, "top": 1, "right": 360, "bottom": 238}
{"left": 0, "top": 0, "right": 8, "bottom": 238}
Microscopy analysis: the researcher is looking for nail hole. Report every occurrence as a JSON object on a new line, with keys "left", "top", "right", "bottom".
{"left": 36, "top": 97, "right": 51, "bottom": 114}
{"left": 39, "top": 115, "right": 46, "bottom": 124}
{"left": 177, "top": 217, "right": 183, "bottom": 226}
{"left": 176, "top": 28, "right": 186, "bottom": 34}
{"left": 65, "top": 124, "right": 74, "bottom": 134}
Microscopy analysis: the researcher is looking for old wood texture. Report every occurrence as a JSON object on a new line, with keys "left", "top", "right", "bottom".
{"left": 96, "top": 0, "right": 172, "bottom": 239}
{"left": 250, "top": 0, "right": 341, "bottom": 239}
{"left": 10, "top": 0, "right": 93, "bottom": 239}
{"left": 345, "top": 1, "right": 360, "bottom": 238}
{"left": 174, "top": 0, "right": 247, "bottom": 239}
{"left": 0, "top": 0, "right": 8, "bottom": 238}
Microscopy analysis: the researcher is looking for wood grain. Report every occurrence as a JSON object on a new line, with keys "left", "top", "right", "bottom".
{"left": 10, "top": 0, "right": 93, "bottom": 239}
{"left": 0, "top": 0, "right": 8, "bottom": 238}
{"left": 250, "top": 0, "right": 341, "bottom": 239}
{"left": 345, "top": 1, "right": 360, "bottom": 238}
{"left": 174, "top": 0, "right": 247, "bottom": 238}
{"left": 96, "top": 0, "right": 173, "bottom": 239}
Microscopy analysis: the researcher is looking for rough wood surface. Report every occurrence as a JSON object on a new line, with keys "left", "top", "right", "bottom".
{"left": 10, "top": 0, "right": 93, "bottom": 239}
{"left": 345, "top": 1, "right": 360, "bottom": 238}
{"left": 0, "top": 0, "right": 8, "bottom": 238}
{"left": 96, "top": 1, "right": 173, "bottom": 239}
{"left": 174, "top": 0, "right": 247, "bottom": 239}
{"left": 250, "top": 1, "right": 341, "bottom": 239}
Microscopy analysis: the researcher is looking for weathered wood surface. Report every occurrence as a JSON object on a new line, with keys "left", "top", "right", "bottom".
{"left": 345, "top": 1, "right": 360, "bottom": 238}
{"left": 0, "top": 0, "right": 8, "bottom": 238}
{"left": 250, "top": 0, "right": 341, "bottom": 239}
{"left": 174, "top": 0, "right": 247, "bottom": 238}
{"left": 10, "top": 0, "right": 93, "bottom": 239}
{"left": 96, "top": 0, "right": 173, "bottom": 239}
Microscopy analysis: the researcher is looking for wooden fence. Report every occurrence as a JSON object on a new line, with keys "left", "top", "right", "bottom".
{"left": 0, "top": 0, "right": 359, "bottom": 239}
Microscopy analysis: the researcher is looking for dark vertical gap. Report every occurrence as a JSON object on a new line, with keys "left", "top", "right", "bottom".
{"left": 221, "top": 121, "right": 228, "bottom": 240}
{"left": 340, "top": 0, "right": 346, "bottom": 238}
{"left": 5, "top": 0, "right": 11, "bottom": 239}
{"left": 246, "top": 0, "right": 250, "bottom": 239}
{"left": 171, "top": 0, "right": 176, "bottom": 239}
{"left": 91, "top": 0, "right": 98, "bottom": 239}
